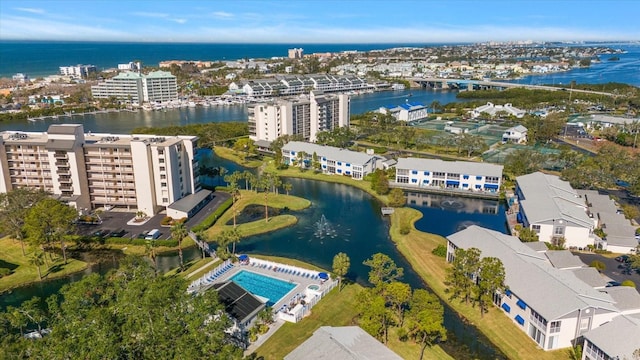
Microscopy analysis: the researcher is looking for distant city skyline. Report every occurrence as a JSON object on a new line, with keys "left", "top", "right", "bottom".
{"left": 1, "top": 0, "right": 638, "bottom": 43}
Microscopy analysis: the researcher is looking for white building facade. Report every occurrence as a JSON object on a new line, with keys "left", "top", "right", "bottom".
{"left": 394, "top": 158, "right": 503, "bottom": 192}
{"left": 446, "top": 226, "right": 640, "bottom": 352}
{"left": 59, "top": 64, "right": 97, "bottom": 79}
{"left": 515, "top": 172, "right": 596, "bottom": 249}
{"left": 91, "top": 71, "right": 177, "bottom": 104}
{"left": 249, "top": 91, "right": 350, "bottom": 142}
{"left": 281, "top": 141, "right": 377, "bottom": 180}
{"left": 379, "top": 102, "right": 429, "bottom": 122}
{"left": 0, "top": 124, "right": 200, "bottom": 216}
{"left": 502, "top": 125, "right": 528, "bottom": 143}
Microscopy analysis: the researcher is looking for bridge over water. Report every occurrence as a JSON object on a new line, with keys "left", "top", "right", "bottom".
{"left": 406, "top": 77, "right": 616, "bottom": 97}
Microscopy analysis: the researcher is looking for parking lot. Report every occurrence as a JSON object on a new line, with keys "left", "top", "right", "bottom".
{"left": 77, "top": 191, "right": 230, "bottom": 241}
{"left": 573, "top": 252, "right": 640, "bottom": 293}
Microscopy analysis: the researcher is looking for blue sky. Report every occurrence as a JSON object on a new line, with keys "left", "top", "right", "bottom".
{"left": 1, "top": 0, "right": 638, "bottom": 43}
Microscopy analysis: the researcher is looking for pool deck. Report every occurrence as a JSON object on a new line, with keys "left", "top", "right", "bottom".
{"left": 188, "top": 257, "right": 333, "bottom": 316}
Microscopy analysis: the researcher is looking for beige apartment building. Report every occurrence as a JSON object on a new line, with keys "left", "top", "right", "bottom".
{"left": 248, "top": 91, "right": 350, "bottom": 142}
{"left": 0, "top": 124, "right": 200, "bottom": 216}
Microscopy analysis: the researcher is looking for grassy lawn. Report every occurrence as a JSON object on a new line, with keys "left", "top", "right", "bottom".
{"left": 254, "top": 281, "right": 452, "bottom": 360}
{"left": 390, "top": 208, "right": 569, "bottom": 360}
{"left": 213, "top": 146, "right": 263, "bottom": 168}
{"left": 0, "top": 237, "right": 88, "bottom": 292}
{"left": 206, "top": 190, "right": 311, "bottom": 239}
{"left": 98, "top": 237, "right": 196, "bottom": 257}
{"left": 164, "top": 257, "right": 221, "bottom": 278}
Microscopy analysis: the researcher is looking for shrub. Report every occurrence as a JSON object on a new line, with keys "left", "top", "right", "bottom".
{"left": 160, "top": 216, "right": 173, "bottom": 226}
{"left": 399, "top": 222, "right": 411, "bottom": 235}
{"left": 130, "top": 239, "right": 178, "bottom": 247}
{"left": 589, "top": 260, "right": 606, "bottom": 272}
{"left": 0, "top": 268, "right": 12, "bottom": 278}
{"left": 191, "top": 197, "right": 233, "bottom": 232}
{"left": 105, "top": 237, "right": 132, "bottom": 245}
{"left": 621, "top": 280, "right": 636, "bottom": 288}
{"left": 431, "top": 244, "right": 447, "bottom": 258}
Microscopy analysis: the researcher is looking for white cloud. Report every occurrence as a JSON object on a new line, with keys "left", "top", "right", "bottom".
{"left": 130, "top": 11, "right": 169, "bottom": 18}
{"left": 212, "top": 11, "right": 234, "bottom": 19}
{"left": 0, "top": 16, "right": 129, "bottom": 41}
{"left": 14, "top": 7, "right": 45, "bottom": 14}
{"left": 171, "top": 18, "right": 187, "bottom": 24}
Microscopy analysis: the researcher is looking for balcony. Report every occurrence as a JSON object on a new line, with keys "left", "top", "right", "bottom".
{"left": 54, "top": 153, "right": 68, "bottom": 160}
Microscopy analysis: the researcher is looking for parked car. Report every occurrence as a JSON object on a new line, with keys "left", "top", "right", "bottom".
{"left": 109, "top": 229, "right": 127, "bottom": 238}
{"left": 615, "top": 255, "right": 630, "bottom": 263}
{"left": 145, "top": 229, "right": 161, "bottom": 240}
{"left": 136, "top": 231, "right": 148, "bottom": 239}
{"left": 606, "top": 281, "right": 621, "bottom": 287}
{"left": 93, "top": 229, "right": 110, "bottom": 238}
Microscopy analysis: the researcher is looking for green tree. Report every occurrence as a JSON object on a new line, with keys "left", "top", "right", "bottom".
{"left": 474, "top": 257, "right": 506, "bottom": 316}
{"left": 621, "top": 280, "right": 636, "bottom": 287}
{"left": 24, "top": 198, "right": 77, "bottom": 264}
{"left": 224, "top": 173, "right": 242, "bottom": 228}
{"left": 357, "top": 288, "right": 392, "bottom": 343}
{"left": 363, "top": 253, "right": 404, "bottom": 289}
{"left": 388, "top": 188, "right": 406, "bottom": 207}
{"left": 311, "top": 152, "right": 322, "bottom": 172}
{"left": 385, "top": 281, "right": 411, "bottom": 326}
{"left": 456, "top": 133, "right": 488, "bottom": 157}
{"left": 518, "top": 227, "right": 539, "bottom": 242}
{"left": 332, "top": 252, "right": 351, "bottom": 292}
{"left": 446, "top": 247, "right": 481, "bottom": 304}
{"left": 589, "top": 260, "right": 606, "bottom": 272}
{"left": 170, "top": 222, "right": 188, "bottom": 271}
{"left": 29, "top": 250, "right": 45, "bottom": 280}
{"left": 7, "top": 258, "right": 244, "bottom": 359}
{"left": 283, "top": 182, "right": 293, "bottom": 195}
{"left": 504, "top": 149, "right": 548, "bottom": 177}
{"left": 406, "top": 289, "right": 447, "bottom": 360}
{"left": 371, "top": 169, "right": 390, "bottom": 195}
{"left": 0, "top": 188, "right": 49, "bottom": 256}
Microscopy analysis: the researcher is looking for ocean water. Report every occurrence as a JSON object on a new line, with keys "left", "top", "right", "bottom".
{"left": 0, "top": 41, "right": 446, "bottom": 78}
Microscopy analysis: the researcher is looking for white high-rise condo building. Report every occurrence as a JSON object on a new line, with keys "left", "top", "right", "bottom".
{"left": 0, "top": 124, "right": 200, "bottom": 216}
{"left": 248, "top": 91, "right": 350, "bottom": 142}
{"left": 59, "top": 64, "right": 97, "bottom": 79}
{"left": 91, "top": 71, "right": 177, "bottom": 104}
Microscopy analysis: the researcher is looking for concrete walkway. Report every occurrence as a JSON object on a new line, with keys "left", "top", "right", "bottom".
{"left": 243, "top": 319, "right": 286, "bottom": 356}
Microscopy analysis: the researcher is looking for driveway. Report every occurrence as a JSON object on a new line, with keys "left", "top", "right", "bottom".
{"left": 573, "top": 252, "right": 640, "bottom": 292}
{"left": 77, "top": 191, "right": 231, "bottom": 240}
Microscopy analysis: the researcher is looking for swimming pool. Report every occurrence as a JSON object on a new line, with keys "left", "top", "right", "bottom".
{"left": 229, "top": 270, "right": 296, "bottom": 307}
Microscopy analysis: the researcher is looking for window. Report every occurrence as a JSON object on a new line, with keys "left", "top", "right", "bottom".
{"left": 412, "top": 170, "right": 418, "bottom": 175}
{"left": 337, "top": 162, "right": 342, "bottom": 166}
{"left": 550, "top": 321, "right": 561, "bottom": 333}
{"left": 531, "top": 225, "right": 541, "bottom": 233}
{"left": 160, "top": 174, "right": 166, "bottom": 179}
{"left": 501, "top": 303, "right": 511, "bottom": 313}
{"left": 397, "top": 176, "right": 409, "bottom": 184}
{"left": 158, "top": 149, "right": 164, "bottom": 155}
{"left": 554, "top": 226, "right": 565, "bottom": 236}
{"left": 463, "top": 175, "right": 469, "bottom": 179}
{"left": 160, "top": 166, "right": 165, "bottom": 172}
{"left": 424, "top": 171, "right": 430, "bottom": 176}
{"left": 528, "top": 324, "right": 546, "bottom": 347}
{"left": 547, "top": 335, "right": 558, "bottom": 350}
{"left": 161, "top": 182, "right": 167, "bottom": 187}
{"left": 159, "top": 158, "right": 165, "bottom": 163}
{"left": 517, "top": 299, "right": 527, "bottom": 310}
{"left": 476, "top": 176, "right": 483, "bottom": 180}
{"left": 162, "top": 198, "right": 168, "bottom": 203}
{"left": 580, "top": 318, "right": 590, "bottom": 331}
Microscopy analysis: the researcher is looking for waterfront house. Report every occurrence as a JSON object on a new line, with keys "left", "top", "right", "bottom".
{"left": 394, "top": 157, "right": 503, "bottom": 192}
{"left": 501, "top": 125, "right": 528, "bottom": 144}
{"left": 515, "top": 172, "right": 595, "bottom": 249}
{"left": 446, "top": 226, "right": 640, "bottom": 352}
{"left": 281, "top": 141, "right": 377, "bottom": 180}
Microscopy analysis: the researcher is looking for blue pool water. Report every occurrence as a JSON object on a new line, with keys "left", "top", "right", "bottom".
{"left": 229, "top": 270, "right": 296, "bottom": 307}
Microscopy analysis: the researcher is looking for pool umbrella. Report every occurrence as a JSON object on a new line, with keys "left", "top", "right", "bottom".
{"left": 318, "top": 272, "right": 329, "bottom": 280}
{"left": 238, "top": 254, "right": 249, "bottom": 261}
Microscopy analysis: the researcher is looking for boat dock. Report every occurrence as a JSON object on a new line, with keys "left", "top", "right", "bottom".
{"left": 381, "top": 207, "right": 395, "bottom": 215}
{"left": 27, "top": 108, "right": 137, "bottom": 122}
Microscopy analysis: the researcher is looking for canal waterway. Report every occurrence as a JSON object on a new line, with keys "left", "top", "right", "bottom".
{"left": 0, "top": 88, "right": 462, "bottom": 133}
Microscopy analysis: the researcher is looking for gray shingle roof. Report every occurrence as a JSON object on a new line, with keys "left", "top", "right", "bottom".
{"left": 516, "top": 172, "right": 593, "bottom": 228}
{"left": 582, "top": 315, "right": 640, "bottom": 359}
{"left": 569, "top": 268, "right": 607, "bottom": 288}
{"left": 601, "top": 286, "right": 640, "bottom": 312}
{"left": 283, "top": 141, "right": 375, "bottom": 166}
{"left": 447, "top": 226, "right": 618, "bottom": 320}
{"left": 167, "top": 189, "right": 211, "bottom": 213}
{"left": 577, "top": 190, "right": 637, "bottom": 249}
{"left": 284, "top": 326, "right": 402, "bottom": 360}
{"left": 396, "top": 158, "right": 503, "bottom": 178}
{"left": 545, "top": 250, "right": 585, "bottom": 269}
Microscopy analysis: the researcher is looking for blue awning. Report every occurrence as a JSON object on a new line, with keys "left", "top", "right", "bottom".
{"left": 515, "top": 315, "right": 525, "bottom": 325}
{"left": 484, "top": 184, "right": 499, "bottom": 189}
{"left": 516, "top": 212, "right": 523, "bottom": 223}
{"left": 505, "top": 289, "right": 512, "bottom": 296}
{"left": 501, "top": 303, "right": 511, "bottom": 313}
{"left": 517, "top": 299, "right": 527, "bottom": 310}
{"left": 446, "top": 180, "right": 460, "bottom": 186}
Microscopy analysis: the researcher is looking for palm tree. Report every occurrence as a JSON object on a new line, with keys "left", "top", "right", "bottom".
{"left": 145, "top": 239, "right": 158, "bottom": 275}
{"left": 257, "top": 176, "right": 270, "bottom": 222}
{"left": 283, "top": 182, "right": 293, "bottom": 195}
{"left": 29, "top": 251, "right": 45, "bottom": 280}
{"left": 224, "top": 174, "right": 240, "bottom": 228}
{"left": 171, "top": 222, "right": 188, "bottom": 270}
{"left": 227, "top": 227, "right": 242, "bottom": 255}
{"left": 332, "top": 252, "right": 351, "bottom": 292}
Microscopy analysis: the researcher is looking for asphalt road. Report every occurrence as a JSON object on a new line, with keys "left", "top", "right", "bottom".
{"left": 77, "top": 191, "right": 231, "bottom": 240}
{"left": 573, "top": 252, "right": 640, "bottom": 292}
